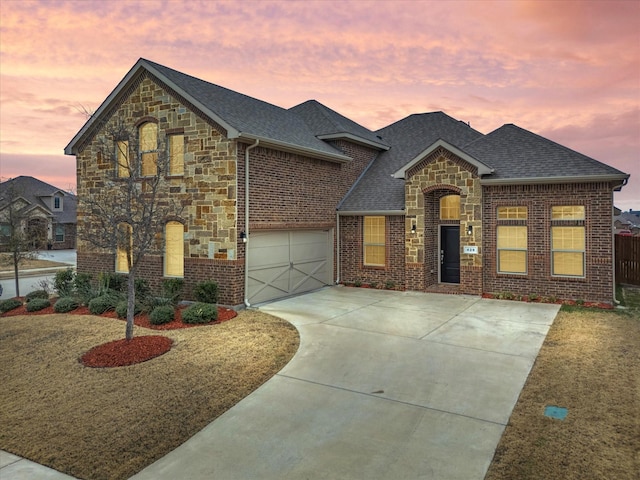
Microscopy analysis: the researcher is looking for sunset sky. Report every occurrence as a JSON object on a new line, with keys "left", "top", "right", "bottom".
{"left": 1, "top": 0, "right": 638, "bottom": 210}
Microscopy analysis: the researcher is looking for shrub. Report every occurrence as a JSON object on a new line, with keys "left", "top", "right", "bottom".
{"left": 385, "top": 280, "right": 396, "bottom": 290}
{"left": 25, "top": 290, "right": 49, "bottom": 302}
{"left": 135, "top": 278, "right": 151, "bottom": 302}
{"left": 0, "top": 298, "right": 23, "bottom": 313}
{"left": 150, "top": 305, "right": 175, "bottom": 325}
{"left": 88, "top": 293, "right": 122, "bottom": 315}
{"left": 102, "top": 272, "right": 128, "bottom": 293}
{"left": 54, "top": 297, "right": 79, "bottom": 313}
{"left": 162, "top": 278, "right": 185, "bottom": 306}
{"left": 54, "top": 269, "right": 75, "bottom": 297}
{"left": 26, "top": 298, "right": 51, "bottom": 312}
{"left": 74, "top": 273, "right": 94, "bottom": 304}
{"left": 193, "top": 280, "right": 219, "bottom": 304}
{"left": 115, "top": 300, "right": 143, "bottom": 319}
{"left": 182, "top": 302, "right": 218, "bottom": 324}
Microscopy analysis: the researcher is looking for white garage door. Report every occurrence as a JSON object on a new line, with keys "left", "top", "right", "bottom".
{"left": 247, "top": 230, "right": 333, "bottom": 304}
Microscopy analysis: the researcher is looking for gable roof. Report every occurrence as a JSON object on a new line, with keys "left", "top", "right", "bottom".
{"left": 65, "top": 58, "right": 351, "bottom": 163}
{"left": 338, "top": 112, "right": 484, "bottom": 212}
{"left": 464, "top": 124, "right": 629, "bottom": 186}
{"left": 289, "top": 100, "right": 389, "bottom": 151}
{"left": 0, "top": 176, "right": 77, "bottom": 223}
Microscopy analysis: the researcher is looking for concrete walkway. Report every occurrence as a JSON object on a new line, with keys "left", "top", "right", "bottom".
{"left": 129, "top": 287, "right": 560, "bottom": 480}
{"left": 1, "top": 286, "right": 559, "bottom": 479}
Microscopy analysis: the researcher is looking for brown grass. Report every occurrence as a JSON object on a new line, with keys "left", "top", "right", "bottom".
{"left": 485, "top": 299, "right": 640, "bottom": 480}
{"left": 0, "top": 254, "right": 68, "bottom": 271}
{"left": 0, "top": 310, "right": 299, "bottom": 480}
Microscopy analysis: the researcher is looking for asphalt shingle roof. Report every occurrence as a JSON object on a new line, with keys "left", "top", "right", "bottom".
{"left": 464, "top": 124, "right": 628, "bottom": 180}
{"left": 289, "top": 100, "right": 388, "bottom": 148}
{"left": 144, "top": 60, "right": 347, "bottom": 159}
{"left": 0, "top": 176, "right": 77, "bottom": 224}
{"left": 339, "top": 112, "right": 484, "bottom": 211}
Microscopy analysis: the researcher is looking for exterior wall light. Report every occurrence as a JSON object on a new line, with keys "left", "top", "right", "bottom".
{"left": 467, "top": 225, "right": 473, "bottom": 235}
{"left": 411, "top": 224, "right": 417, "bottom": 234}
{"left": 240, "top": 231, "right": 247, "bottom": 243}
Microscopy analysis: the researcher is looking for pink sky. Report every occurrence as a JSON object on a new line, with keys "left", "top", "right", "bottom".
{"left": 1, "top": 0, "right": 638, "bottom": 210}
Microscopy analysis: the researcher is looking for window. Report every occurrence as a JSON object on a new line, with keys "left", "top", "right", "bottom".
{"left": 0, "top": 224, "right": 10, "bottom": 243}
{"left": 440, "top": 195, "right": 460, "bottom": 220}
{"left": 168, "top": 134, "right": 184, "bottom": 176}
{"left": 496, "top": 207, "right": 527, "bottom": 274}
{"left": 551, "top": 206, "right": 585, "bottom": 277}
{"left": 364, "top": 216, "right": 385, "bottom": 266}
{"left": 53, "top": 196, "right": 62, "bottom": 210}
{"left": 116, "top": 223, "right": 132, "bottom": 273}
{"left": 55, "top": 224, "right": 64, "bottom": 242}
{"left": 116, "top": 140, "right": 130, "bottom": 178}
{"left": 165, "top": 221, "right": 184, "bottom": 277}
{"left": 139, "top": 123, "right": 158, "bottom": 176}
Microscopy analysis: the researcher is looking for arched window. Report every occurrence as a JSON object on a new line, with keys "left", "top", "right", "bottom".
{"left": 440, "top": 195, "right": 460, "bottom": 220}
{"left": 165, "top": 221, "right": 184, "bottom": 277}
{"left": 139, "top": 123, "right": 158, "bottom": 176}
{"left": 116, "top": 223, "right": 132, "bottom": 273}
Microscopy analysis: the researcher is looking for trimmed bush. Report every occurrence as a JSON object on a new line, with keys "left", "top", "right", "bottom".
{"left": 115, "top": 300, "right": 143, "bottom": 319}
{"left": 98, "top": 272, "right": 127, "bottom": 293}
{"left": 74, "top": 273, "right": 94, "bottom": 305}
{"left": 88, "top": 293, "right": 122, "bottom": 315}
{"left": 25, "top": 290, "right": 49, "bottom": 303}
{"left": 182, "top": 302, "right": 218, "bottom": 324}
{"left": 162, "top": 278, "right": 185, "bottom": 306}
{"left": 54, "top": 269, "right": 75, "bottom": 297}
{"left": 54, "top": 297, "right": 79, "bottom": 313}
{"left": 0, "top": 298, "right": 23, "bottom": 313}
{"left": 150, "top": 305, "right": 175, "bottom": 325}
{"left": 26, "top": 298, "right": 51, "bottom": 312}
{"left": 193, "top": 280, "right": 219, "bottom": 304}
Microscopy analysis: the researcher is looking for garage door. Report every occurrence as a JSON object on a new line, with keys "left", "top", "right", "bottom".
{"left": 247, "top": 230, "right": 333, "bottom": 304}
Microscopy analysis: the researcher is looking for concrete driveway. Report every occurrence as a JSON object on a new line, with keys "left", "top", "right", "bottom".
{"left": 132, "top": 286, "right": 559, "bottom": 480}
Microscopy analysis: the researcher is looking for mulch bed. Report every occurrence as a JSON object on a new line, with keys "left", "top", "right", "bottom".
{"left": 80, "top": 336, "right": 173, "bottom": 368}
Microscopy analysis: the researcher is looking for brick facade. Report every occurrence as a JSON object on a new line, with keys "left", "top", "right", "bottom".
{"left": 75, "top": 73, "right": 378, "bottom": 306}
{"left": 482, "top": 182, "right": 616, "bottom": 304}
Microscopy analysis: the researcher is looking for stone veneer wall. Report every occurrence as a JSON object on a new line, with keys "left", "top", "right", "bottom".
{"left": 483, "top": 182, "right": 615, "bottom": 304}
{"left": 404, "top": 149, "right": 482, "bottom": 294}
{"left": 75, "top": 73, "right": 244, "bottom": 304}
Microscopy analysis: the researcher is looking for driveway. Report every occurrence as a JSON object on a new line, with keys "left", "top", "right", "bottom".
{"left": 132, "top": 286, "right": 559, "bottom": 480}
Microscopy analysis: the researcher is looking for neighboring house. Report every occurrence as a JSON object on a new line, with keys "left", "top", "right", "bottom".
{"left": 614, "top": 211, "right": 640, "bottom": 236}
{"left": 65, "top": 58, "right": 630, "bottom": 306}
{"left": 0, "top": 176, "right": 77, "bottom": 251}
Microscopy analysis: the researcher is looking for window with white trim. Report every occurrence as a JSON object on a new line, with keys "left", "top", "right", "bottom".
{"left": 116, "top": 223, "right": 132, "bottom": 273}
{"left": 139, "top": 123, "right": 158, "bottom": 176}
{"left": 551, "top": 206, "right": 585, "bottom": 277}
{"left": 168, "top": 134, "right": 184, "bottom": 176}
{"left": 164, "top": 221, "right": 184, "bottom": 277}
{"left": 364, "top": 216, "right": 385, "bottom": 266}
{"left": 497, "top": 206, "right": 527, "bottom": 274}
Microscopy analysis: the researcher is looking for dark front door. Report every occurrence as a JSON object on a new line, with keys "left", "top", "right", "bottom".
{"left": 441, "top": 226, "right": 460, "bottom": 283}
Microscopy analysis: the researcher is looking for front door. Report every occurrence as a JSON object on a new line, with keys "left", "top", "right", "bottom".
{"left": 440, "top": 226, "right": 460, "bottom": 283}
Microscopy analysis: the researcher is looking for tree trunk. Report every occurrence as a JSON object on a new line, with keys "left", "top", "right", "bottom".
{"left": 13, "top": 250, "right": 20, "bottom": 298}
{"left": 126, "top": 271, "right": 136, "bottom": 341}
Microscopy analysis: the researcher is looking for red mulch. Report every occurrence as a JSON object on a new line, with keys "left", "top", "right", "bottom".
{"left": 80, "top": 336, "right": 173, "bottom": 368}
{"left": 0, "top": 302, "right": 238, "bottom": 327}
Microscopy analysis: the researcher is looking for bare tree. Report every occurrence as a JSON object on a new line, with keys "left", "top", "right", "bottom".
{"left": 81, "top": 119, "right": 183, "bottom": 340}
{"left": 0, "top": 180, "right": 40, "bottom": 297}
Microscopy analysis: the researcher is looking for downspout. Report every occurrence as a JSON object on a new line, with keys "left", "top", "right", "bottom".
{"left": 336, "top": 211, "right": 340, "bottom": 285}
{"left": 612, "top": 177, "right": 628, "bottom": 306}
{"left": 243, "top": 139, "right": 260, "bottom": 307}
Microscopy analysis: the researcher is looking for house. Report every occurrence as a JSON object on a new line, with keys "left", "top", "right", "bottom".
{"left": 614, "top": 211, "right": 640, "bottom": 236}
{"left": 65, "top": 58, "right": 629, "bottom": 306}
{"left": 0, "top": 176, "right": 77, "bottom": 251}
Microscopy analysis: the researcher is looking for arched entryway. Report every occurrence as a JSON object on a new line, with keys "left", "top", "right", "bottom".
{"left": 27, "top": 218, "right": 48, "bottom": 249}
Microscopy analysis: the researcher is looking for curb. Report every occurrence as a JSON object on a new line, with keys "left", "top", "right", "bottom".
{"left": 0, "top": 266, "right": 75, "bottom": 280}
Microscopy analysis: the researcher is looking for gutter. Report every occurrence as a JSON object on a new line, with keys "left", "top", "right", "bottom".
{"left": 338, "top": 210, "right": 406, "bottom": 216}
{"left": 481, "top": 174, "right": 630, "bottom": 189}
{"left": 235, "top": 133, "right": 351, "bottom": 164}
{"left": 243, "top": 139, "right": 260, "bottom": 308}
